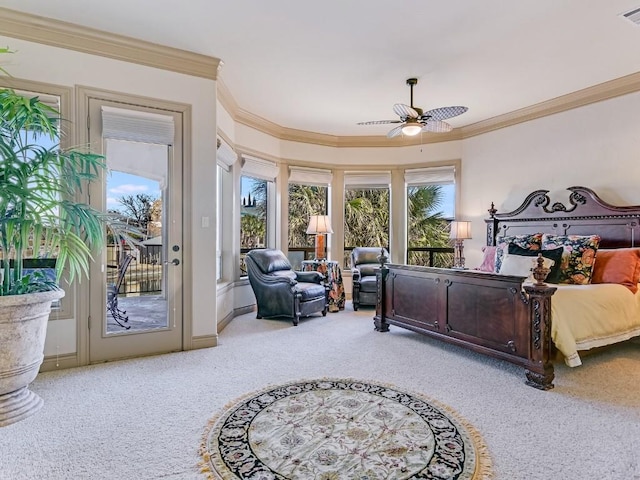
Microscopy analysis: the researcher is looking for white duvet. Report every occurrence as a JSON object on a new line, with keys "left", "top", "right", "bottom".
{"left": 548, "top": 283, "right": 640, "bottom": 366}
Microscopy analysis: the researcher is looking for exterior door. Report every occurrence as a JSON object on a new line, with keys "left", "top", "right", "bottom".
{"left": 87, "top": 99, "right": 183, "bottom": 362}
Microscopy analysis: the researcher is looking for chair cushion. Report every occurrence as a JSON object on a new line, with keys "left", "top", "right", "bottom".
{"left": 294, "top": 282, "right": 326, "bottom": 301}
{"left": 249, "top": 249, "right": 292, "bottom": 273}
{"left": 358, "top": 264, "right": 379, "bottom": 277}
{"left": 359, "top": 275, "right": 378, "bottom": 293}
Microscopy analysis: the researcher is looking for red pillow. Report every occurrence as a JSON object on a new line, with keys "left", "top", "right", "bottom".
{"left": 477, "top": 246, "right": 497, "bottom": 273}
{"left": 591, "top": 248, "right": 640, "bottom": 293}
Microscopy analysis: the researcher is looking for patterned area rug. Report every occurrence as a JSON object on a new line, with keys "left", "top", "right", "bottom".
{"left": 200, "top": 379, "right": 492, "bottom": 479}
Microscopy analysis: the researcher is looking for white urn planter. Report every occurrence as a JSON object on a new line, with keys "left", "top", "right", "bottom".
{"left": 0, "top": 289, "right": 65, "bottom": 427}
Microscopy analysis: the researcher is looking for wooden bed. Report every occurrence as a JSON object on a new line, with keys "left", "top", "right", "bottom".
{"left": 374, "top": 186, "right": 640, "bottom": 390}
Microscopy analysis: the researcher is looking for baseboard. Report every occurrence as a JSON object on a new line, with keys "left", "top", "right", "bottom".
{"left": 40, "top": 353, "right": 79, "bottom": 372}
{"left": 234, "top": 305, "right": 255, "bottom": 317}
{"left": 191, "top": 334, "right": 218, "bottom": 349}
{"left": 217, "top": 310, "right": 235, "bottom": 333}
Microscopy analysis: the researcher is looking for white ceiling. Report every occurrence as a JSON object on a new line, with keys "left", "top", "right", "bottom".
{"left": 3, "top": 1, "right": 640, "bottom": 137}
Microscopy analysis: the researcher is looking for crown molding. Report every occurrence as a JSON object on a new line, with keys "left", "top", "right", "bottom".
{"left": 461, "top": 70, "right": 640, "bottom": 138}
{"left": 221, "top": 71, "right": 640, "bottom": 148}
{"left": 0, "top": 7, "right": 220, "bottom": 80}
{"left": 218, "top": 76, "right": 463, "bottom": 148}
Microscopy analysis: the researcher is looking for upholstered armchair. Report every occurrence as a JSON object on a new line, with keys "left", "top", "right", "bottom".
{"left": 246, "top": 249, "right": 329, "bottom": 326}
{"left": 350, "top": 247, "right": 389, "bottom": 311}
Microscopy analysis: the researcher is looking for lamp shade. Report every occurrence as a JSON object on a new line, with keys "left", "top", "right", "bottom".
{"left": 306, "top": 215, "right": 334, "bottom": 234}
{"left": 449, "top": 221, "right": 472, "bottom": 240}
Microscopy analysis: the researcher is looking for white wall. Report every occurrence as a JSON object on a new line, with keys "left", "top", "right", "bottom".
{"left": 461, "top": 91, "right": 640, "bottom": 267}
{"left": 1, "top": 36, "right": 219, "bottom": 354}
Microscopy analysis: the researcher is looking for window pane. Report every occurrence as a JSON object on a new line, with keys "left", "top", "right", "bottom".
{"left": 288, "top": 184, "right": 327, "bottom": 266}
{"left": 240, "top": 175, "right": 268, "bottom": 277}
{"left": 344, "top": 188, "right": 389, "bottom": 267}
{"left": 406, "top": 184, "right": 454, "bottom": 268}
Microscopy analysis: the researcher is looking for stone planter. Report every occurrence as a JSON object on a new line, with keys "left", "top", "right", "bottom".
{"left": 0, "top": 289, "right": 65, "bottom": 427}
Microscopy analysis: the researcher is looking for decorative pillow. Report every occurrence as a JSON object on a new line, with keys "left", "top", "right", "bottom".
{"left": 495, "top": 233, "right": 543, "bottom": 273}
{"left": 508, "top": 244, "right": 564, "bottom": 284}
{"left": 499, "top": 253, "right": 556, "bottom": 283}
{"left": 591, "top": 248, "right": 640, "bottom": 293}
{"left": 541, "top": 234, "right": 601, "bottom": 285}
{"left": 477, "top": 246, "right": 497, "bottom": 272}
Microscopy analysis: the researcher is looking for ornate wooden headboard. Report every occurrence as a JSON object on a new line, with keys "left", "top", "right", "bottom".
{"left": 485, "top": 186, "right": 640, "bottom": 248}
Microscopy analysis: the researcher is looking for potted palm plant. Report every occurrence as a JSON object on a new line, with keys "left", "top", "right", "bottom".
{"left": 0, "top": 54, "right": 110, "bottom": 426}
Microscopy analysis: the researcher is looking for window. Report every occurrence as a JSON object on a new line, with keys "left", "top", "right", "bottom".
{"left": 216, "top": 164, "right": 223, "bottom": 281}
{"left": 288, "top": 166, "right": 332, "bottom": 268}
{"left": 240, "top": 155, "right": 278, "bottom": 277}
{"left": 343, "top": 171, "right": 391, "bottom": 268}
{"left": 240, "top": 175, "right": 268, "bottom": 250}
{"left": 216, "top": 138, "right": 237, "bottom": 282}
{"left": 405, "top": 166, "right": 456, "bottom": 267}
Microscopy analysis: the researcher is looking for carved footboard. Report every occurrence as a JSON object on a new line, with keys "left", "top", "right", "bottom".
{"left": 374, "top": 264, "right": 557, "bottom": 389}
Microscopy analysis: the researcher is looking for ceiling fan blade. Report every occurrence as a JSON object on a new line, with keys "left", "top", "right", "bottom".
{"left": 357, "top": 120, "right": 403, "bottom": 125}
{"left": 393, "top": 103, "right": 419, "bottom": 119}
{"left": 421, "top": 120, "right": 453, "bottom": 133}
{"left": 420, "top": 106, "right": 468, "bottom": 122}
{"left": 387, "top": 125, "right": 403, "bottom": 138}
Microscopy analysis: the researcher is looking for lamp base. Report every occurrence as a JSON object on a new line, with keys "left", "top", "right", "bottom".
{"left": 453, "top": 240, "right": 466, "bottom": 269}
{"left": 314, "top": 234, "right": 326, "bottom": 260}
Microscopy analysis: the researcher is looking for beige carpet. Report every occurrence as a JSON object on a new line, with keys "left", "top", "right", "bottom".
{"left": 0, "top": 306, "right": 639, "bottom": 479}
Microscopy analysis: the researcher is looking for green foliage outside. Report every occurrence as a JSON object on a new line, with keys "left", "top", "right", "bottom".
{"left": 288, "top": 184, "right": 328, "bottom": 247}
{"left": 344, "top": 188, "right": 390, "bottom": 249}
{"left": 406, "top": 185, "right": 453, "bottom": 267}
{"left": 240, "top": 177, "right": 453, "bottom": 268}
{"left": 240, "top": 177, "right": 267, "bottom": 248}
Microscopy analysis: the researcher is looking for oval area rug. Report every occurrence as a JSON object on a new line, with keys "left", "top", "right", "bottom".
{"left": 200, "top": 379, "right": 492, "bottom": 479}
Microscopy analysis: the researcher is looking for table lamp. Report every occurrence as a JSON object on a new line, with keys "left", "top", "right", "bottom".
{"left": 306, "top": 215, "right": 333, "bottom": 260}
{"left": 450, "top": 221, "right": 472, "bottom": 269}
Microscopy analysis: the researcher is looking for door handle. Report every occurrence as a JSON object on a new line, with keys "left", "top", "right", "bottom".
{"left": 165, "top": 259, "right": 180, "bottom": 266}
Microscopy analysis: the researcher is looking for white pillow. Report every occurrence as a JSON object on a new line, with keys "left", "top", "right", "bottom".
{"left": 499, "top": 254, "right": 555, "bottom": 282}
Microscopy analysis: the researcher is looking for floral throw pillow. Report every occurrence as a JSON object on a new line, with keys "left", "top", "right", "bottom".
{"left": 495, "top": 233, "right": 543, "bottom": 273}
{"left": 541, "top": 234, "right": 601, "bottom": 285}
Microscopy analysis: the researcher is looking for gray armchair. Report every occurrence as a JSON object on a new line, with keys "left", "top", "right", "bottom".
{"left": 350, "top": 247, "right": 389, "bottom": 311}
{"left": 246, "top": 249, "right": 328, "bottom": 326}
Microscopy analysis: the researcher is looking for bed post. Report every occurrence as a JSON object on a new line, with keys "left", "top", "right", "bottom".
{"left": 523, "top": 279, "right": 557, "bottom": 389}
{"left": 485, "top": 202, "right": 499, "bottom": 246}
{"left": 374, "top": 250, "right": 389, "bottom": 332}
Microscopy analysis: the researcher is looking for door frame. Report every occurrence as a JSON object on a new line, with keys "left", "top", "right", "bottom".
{"left": 75, "top": 86, "right": 193, "bottom": 365}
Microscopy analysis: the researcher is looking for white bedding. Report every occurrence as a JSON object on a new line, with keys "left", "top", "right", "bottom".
{"left": 548, "top": 283, "right": 640, "bottom": 367}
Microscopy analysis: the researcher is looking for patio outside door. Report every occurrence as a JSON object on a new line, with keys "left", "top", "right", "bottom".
{"left": 88, "top": 99, "right": 183, "bottom": 362}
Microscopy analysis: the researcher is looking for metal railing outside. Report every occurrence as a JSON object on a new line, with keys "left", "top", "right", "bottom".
{"left": 239, "top": 245, "right": 454, "bottom": 277}
{"left": 107, "top": 244, "right": 162, "bottom": 295}
{"left": 407, "top": 247, "right": 455, "bottom": 268}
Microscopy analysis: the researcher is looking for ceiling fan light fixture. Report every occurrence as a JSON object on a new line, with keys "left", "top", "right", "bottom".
{"left": 401, "top": 122, "right": 422, "bottom": 136}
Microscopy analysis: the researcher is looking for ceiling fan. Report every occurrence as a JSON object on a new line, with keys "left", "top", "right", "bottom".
{"left": 357, "top": 78, "right": 468, "bottom": 138}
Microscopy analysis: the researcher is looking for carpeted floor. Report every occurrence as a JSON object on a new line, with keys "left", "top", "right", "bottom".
{"left": 1, "top": 305, "right": 639, "bottom": 479}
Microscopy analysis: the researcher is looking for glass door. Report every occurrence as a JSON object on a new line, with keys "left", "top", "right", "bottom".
{"left": 88, "top": 100, "right": 183, "bottom": 363}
